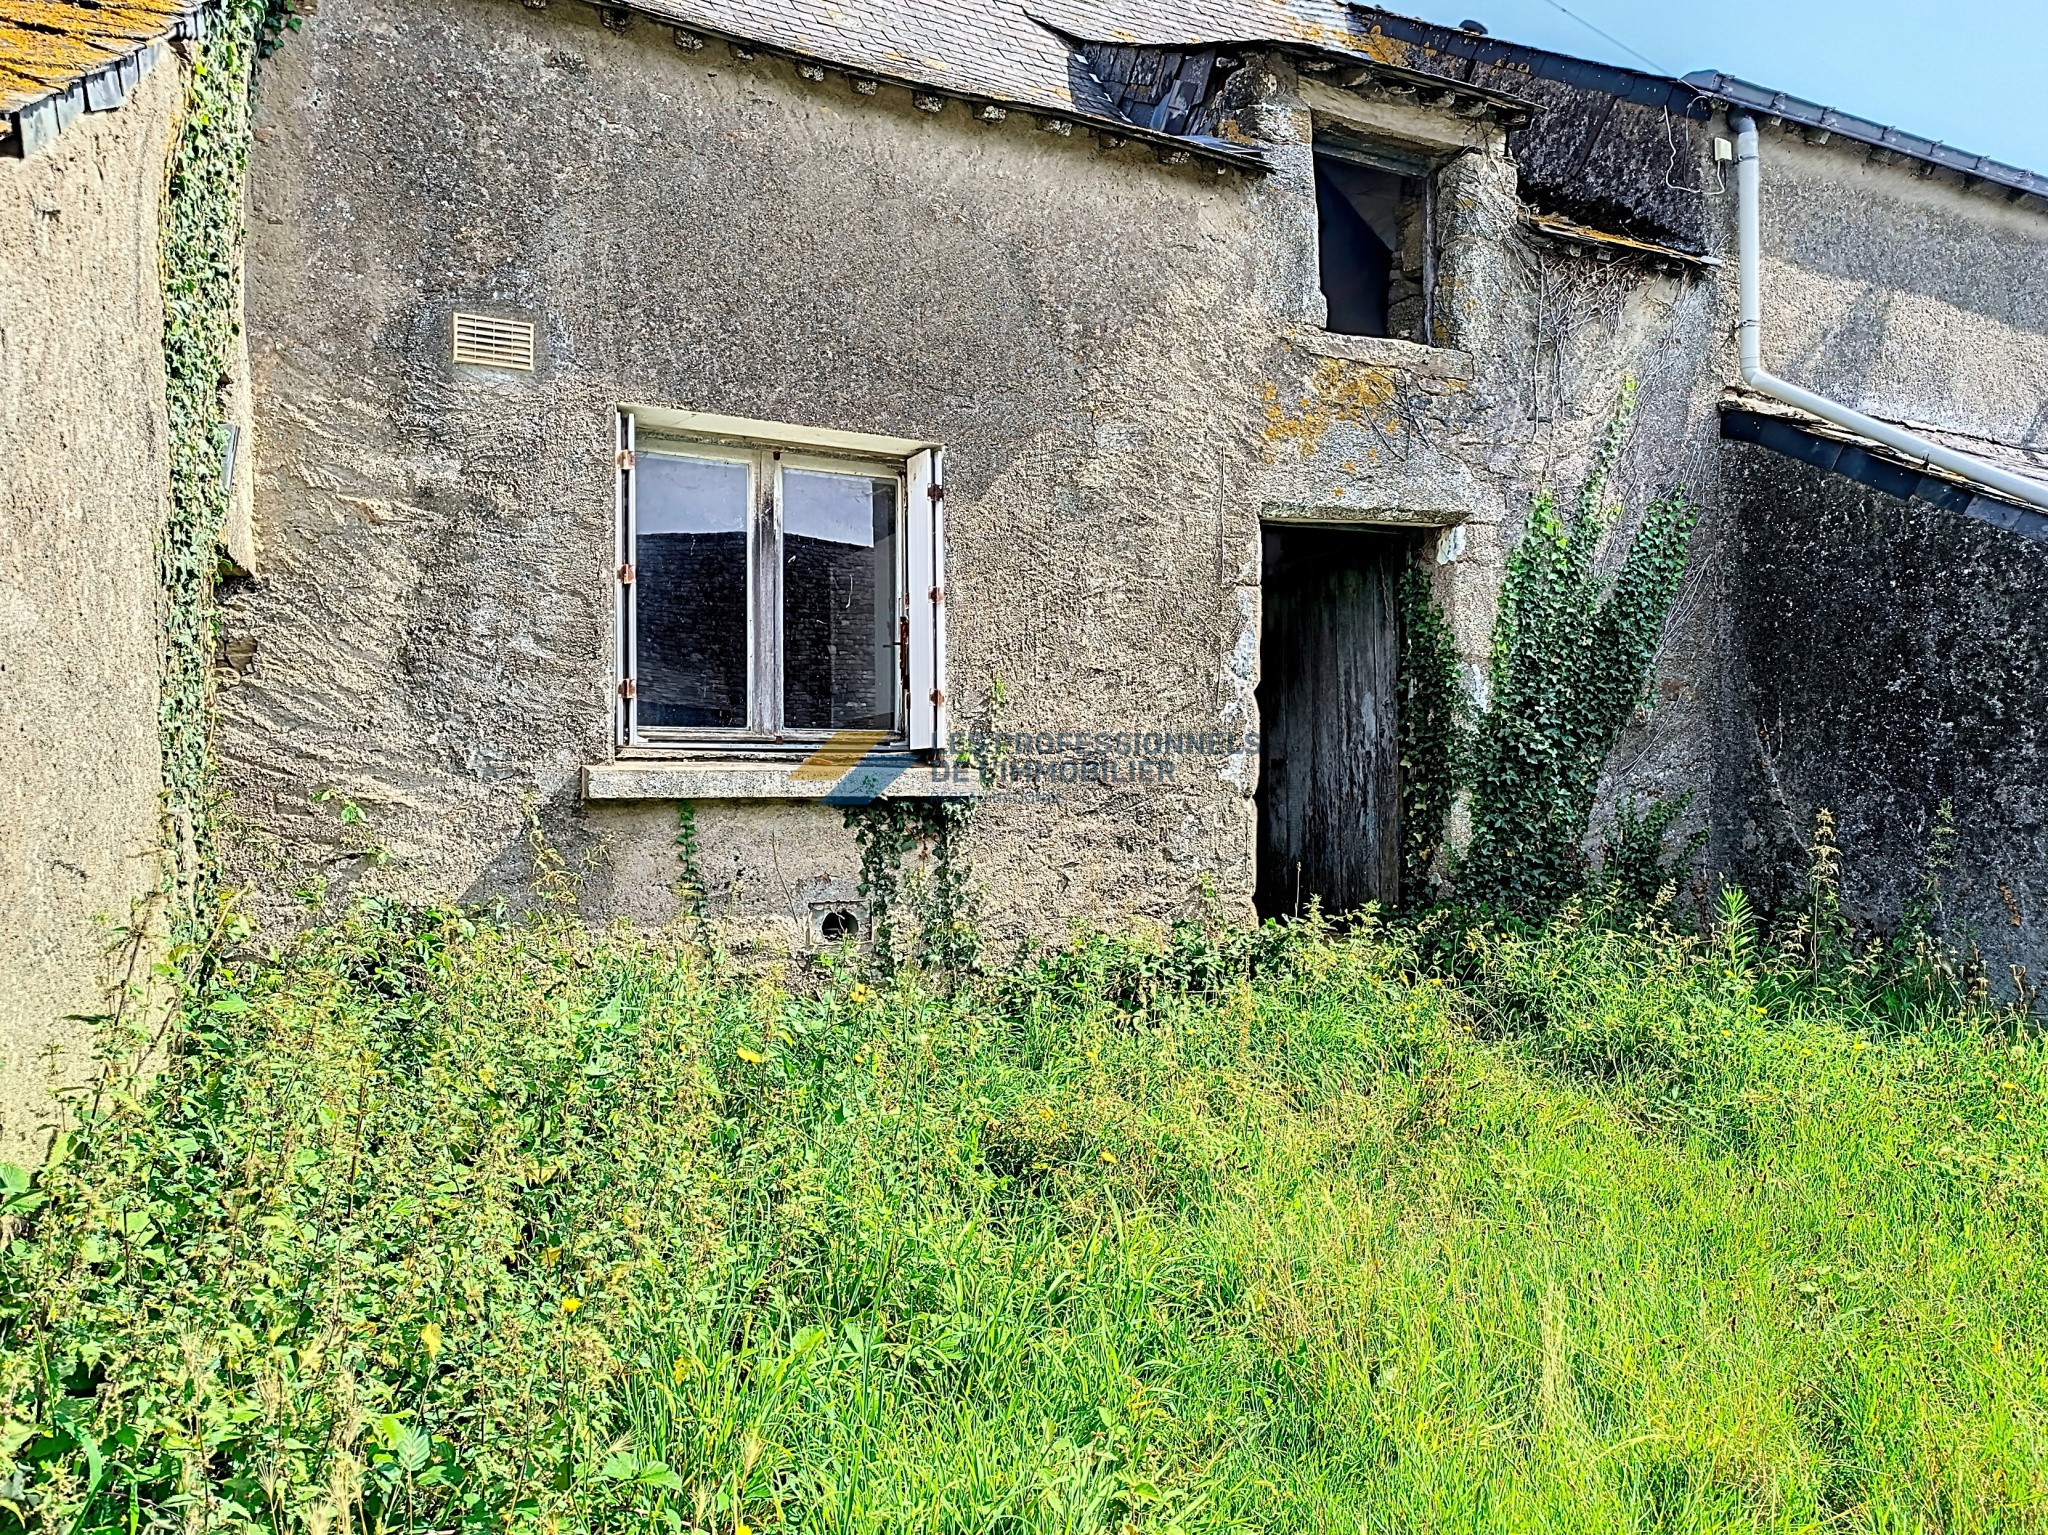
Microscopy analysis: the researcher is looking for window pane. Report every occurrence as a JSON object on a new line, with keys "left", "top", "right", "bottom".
{"left": 636, "top": 451, "right": 749, "bottom": 729}
{"left": 782, "top": 467, "right": 897, "bottom": 731}
{"left": 1315, "top": 154, "right": 1397, "bottom": 337}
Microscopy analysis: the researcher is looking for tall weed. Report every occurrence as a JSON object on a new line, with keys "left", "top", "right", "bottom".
{"left": 3, "top": 902, "right": 2045, "bottom": 1532}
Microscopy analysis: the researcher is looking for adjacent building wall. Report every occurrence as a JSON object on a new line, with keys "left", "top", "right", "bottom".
{"left": 1721, "top": 443, "right": 2048, "bottom": 986}
{"left": 1706, "top": 130, "right": 2048, "bottom": 983}
{"left": 0, "top": 60, "right": 182, "bottom": 1161}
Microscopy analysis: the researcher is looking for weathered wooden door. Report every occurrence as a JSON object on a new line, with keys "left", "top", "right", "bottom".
{"left": 1255, "top": 526, "right": 1403, "bottom": 919}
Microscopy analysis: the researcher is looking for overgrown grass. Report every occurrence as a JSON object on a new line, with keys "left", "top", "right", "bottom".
{"left": 4, "top": 900, "right": 2047, "bottom": 1532}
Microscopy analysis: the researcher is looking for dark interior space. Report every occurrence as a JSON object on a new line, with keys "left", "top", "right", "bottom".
{"left": 1313, "top": 137, "right": 1430, "bottom": 340}
{"left": 1256, "top": 525, "right": 1407, "bottom": 920}
{"left": 634, "top": 533, "right": 748, "bottom": 728}
{"left": 633, "top": 447, "right": 752, "bottom": 730}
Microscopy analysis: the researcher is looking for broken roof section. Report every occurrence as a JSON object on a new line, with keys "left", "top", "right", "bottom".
{"left": 624, "top": 0, "right": 1272, "bottom": 166}
{"left": 2, "top": 0, "right": 210, "bottom": 155}
{"left": 1029, "top": 0, "right": 1715, "bottom": 247}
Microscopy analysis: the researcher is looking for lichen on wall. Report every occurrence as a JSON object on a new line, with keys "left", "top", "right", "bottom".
{"left": 1260, "top": 359, "right": 1402, "bottom": 459}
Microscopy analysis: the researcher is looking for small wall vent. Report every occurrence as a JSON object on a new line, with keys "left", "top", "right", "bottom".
{"left": 451, "top": 311, "right": 536, "bottom": 371}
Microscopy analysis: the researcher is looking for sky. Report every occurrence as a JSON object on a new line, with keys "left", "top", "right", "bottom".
{"left": 1384, "top": 0, "right": 2048, "bottom": 176}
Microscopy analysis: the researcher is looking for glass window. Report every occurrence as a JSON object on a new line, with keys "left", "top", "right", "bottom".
{"left": 634, "top": 450, "right": 751, "bottom": 729}
{"left": 624, "top": 434, "right": 904, "bottom": 742}
{"left": 782, "top": 466, "right": 898, "bottom": 731}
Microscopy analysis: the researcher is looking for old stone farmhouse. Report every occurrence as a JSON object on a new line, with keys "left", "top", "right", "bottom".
{"left": 6, "top": 0, "right": 2048, "bottom": 1153}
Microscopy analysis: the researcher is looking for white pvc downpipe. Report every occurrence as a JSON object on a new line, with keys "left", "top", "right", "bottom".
{"left": 1731, "top": 112, "right": 2048, "bottom": 513}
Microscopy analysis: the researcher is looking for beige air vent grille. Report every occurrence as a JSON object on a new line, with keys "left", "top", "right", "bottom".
{"left": 451, "top": 312, "right": 536, "bottom": 371}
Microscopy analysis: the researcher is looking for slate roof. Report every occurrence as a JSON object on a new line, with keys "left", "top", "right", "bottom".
{"left": 629, "top": 0, "right": 1125, "bottom": 119}
{"left": 2, "top": 0, "right": 175, "bottom": 114}
{"left": 1027, "top": 0, "right": 1354, "bottom": 48}
{"left": 2, "top": 0, "right": 209, "bottom": 153}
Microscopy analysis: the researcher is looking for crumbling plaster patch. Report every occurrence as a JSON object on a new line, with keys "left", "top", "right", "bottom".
{"left": 0, "top": 59, "right": 183, "bottom": 1161}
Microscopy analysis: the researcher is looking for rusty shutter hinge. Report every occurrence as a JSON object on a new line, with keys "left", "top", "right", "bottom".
{"left": 927, "top": 482, "right": 944, "bottom": 502}
{"left": 930, "top": 688, "right": 945, "bottom": 706}
{"left": 616, "top": 448, "right": 635, "bottom": 470}
{"left": 618, "top": 679, "right": 637, "bottom": 699}
{"left": 929, "top": 585, "right": 944, "bottom": 602}
{"left": 617, "top": 562, "right": 636, "bottom": 584}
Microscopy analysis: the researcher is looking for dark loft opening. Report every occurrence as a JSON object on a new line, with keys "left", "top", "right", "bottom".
{"left": 1314, "top": 136, "right": 1431, "bottom": 341}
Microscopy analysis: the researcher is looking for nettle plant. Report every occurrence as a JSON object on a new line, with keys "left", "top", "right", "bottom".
{"left": 1413, "top": 379, "right": 1697, "bottom": 912}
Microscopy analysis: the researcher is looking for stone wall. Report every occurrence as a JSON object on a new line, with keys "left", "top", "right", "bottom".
{"left": 0, "top": 61, "right": 183, "bottom": 1161}
{"left": 221, "top": 0, "right": 2048, "bottom": 961}
{"left": 1720, "top": 442, "right": 2048, "bottom": 986}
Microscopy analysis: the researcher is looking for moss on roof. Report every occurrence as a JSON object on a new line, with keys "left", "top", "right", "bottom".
{"left": 1, "top": 0, "right": 197, "bottom": 116}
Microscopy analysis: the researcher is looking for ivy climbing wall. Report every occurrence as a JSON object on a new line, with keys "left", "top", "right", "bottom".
{"left": 159, "top": 0, "right": 265, "bottom": 933}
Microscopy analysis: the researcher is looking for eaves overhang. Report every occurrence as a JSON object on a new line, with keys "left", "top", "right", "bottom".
{"left": 2, "top": 0, "right": 216, "bottom": 157}
{"left": 1685, "top": 71, "right": 2048, "bottom": 205}
{"left": 607, "top": 0, "right": 1273, "bottom": 171}
{"left": 1266, "top": 42, "right": 1534, "bottom": 126}
{"left": 1722, "top": 400, "right": 2048, "bottom": 545}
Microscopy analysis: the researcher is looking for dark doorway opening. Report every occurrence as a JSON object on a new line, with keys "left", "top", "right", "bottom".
{"left": 1255, "top": 525, "right": 1406, "bottom": 920}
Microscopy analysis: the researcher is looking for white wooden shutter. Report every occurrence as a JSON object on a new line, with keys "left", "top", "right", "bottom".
{"left": 617, "top": 411, "right": 638, "bottom": 744}
{"left": 904, "top": 446, "right": 947, "bottom": 751}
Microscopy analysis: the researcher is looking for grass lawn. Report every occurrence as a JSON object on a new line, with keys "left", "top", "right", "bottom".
{"left": 3, "top": 901, "right": 2045, "bottom": 1532}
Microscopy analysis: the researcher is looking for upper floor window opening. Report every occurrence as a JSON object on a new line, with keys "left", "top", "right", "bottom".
{"left": 1313, "top": 128, "right": 1436, "bottom": 343}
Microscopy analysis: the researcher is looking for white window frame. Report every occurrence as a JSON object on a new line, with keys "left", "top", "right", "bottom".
{"left": 615, "top": 405, "right": 947, "bottom": 755}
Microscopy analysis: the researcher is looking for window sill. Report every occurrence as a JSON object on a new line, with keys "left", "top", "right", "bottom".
{"left": 1292, "top": 331, "right": 1475, "bottom": 380}
{"left": 583, "top": 756, "right": 981, "bottom": 803}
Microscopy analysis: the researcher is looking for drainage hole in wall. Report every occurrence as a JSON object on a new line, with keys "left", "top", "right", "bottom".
{"left": 810, "top": 903, "right": 867, "bottom": 947}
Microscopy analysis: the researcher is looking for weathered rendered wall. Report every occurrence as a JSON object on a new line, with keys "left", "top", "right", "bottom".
{"left": 1720, "top": 443, "right": 2048, "bottom": 987}
{"left": 0, "top": 61, "right": 182, "bottom": 1160}
{"left": 223, "top": 0, "right": 1276, "bottom": 949}
{"left": 224, "top": 0, "right": 2048, "bottom": 964}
